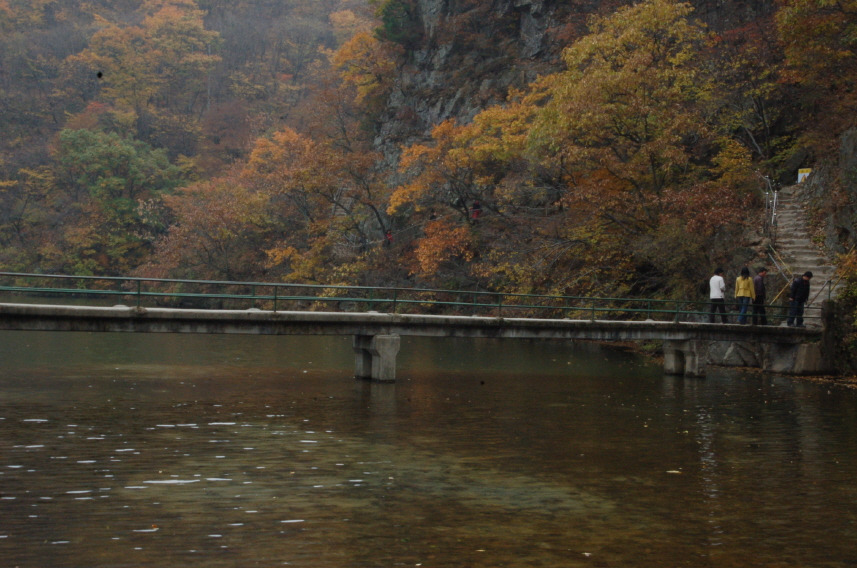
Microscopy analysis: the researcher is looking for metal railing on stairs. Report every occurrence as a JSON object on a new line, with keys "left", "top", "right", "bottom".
{"left": 762, "top": 175, "right": 842, "bottom": 320}
{"left": 759, "top": 173, "right": 780, "bottom": 242}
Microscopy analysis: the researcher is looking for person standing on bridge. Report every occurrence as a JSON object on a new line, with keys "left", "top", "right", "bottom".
{"left": 752, "top": 267, "right": 768, "bottom": 325}
{"left": 787, "top": 271, "right": 813, "bottom": 327}
{"left": 735, "top": 267, "right": 756, "bottom": 324}
{"left": 709, "top": 267, "right": 728, "bottom": 323}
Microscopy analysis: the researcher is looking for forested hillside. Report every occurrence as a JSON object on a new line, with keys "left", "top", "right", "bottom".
{"left": 1, "top": 0, "right": 855, "bottom": 302}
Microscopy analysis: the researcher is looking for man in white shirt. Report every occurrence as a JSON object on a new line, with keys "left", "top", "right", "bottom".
{"left": 709, "top": 267, "right": 728, "bottom": 323}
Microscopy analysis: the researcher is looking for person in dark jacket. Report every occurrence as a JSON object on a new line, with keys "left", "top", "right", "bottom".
{"left": 787, "top": 271, "right": 813, "bottom": 327}
{"left": 752, "top": 267, "right": 768, "bottom": 325}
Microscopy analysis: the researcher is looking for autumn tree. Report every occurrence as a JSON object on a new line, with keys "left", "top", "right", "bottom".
{"left": 137, "top": 170, "right": 269, "bottom": 281}
{"left": 200, "top": 0, "right": 360, "bottom": 134}
{"left": 370, "top": 0, "right": 422, "bottom": 49}
{"left": 529, "top": 0, "right": 710, "bottom": 215}
{"left": 0, "top": 167, "right": 56, "bottom": 270}
{"left": 0, "top": 1, "right": 96, "bottom": 171}
{"left": 520, "top": 0, "right": 752, "bottom": 292}
{"left": 332, "top": 31, "right": 402, "bottom": 119}
{"left": 389, "top": 97, "right": 571, "bottom": 288}
{"left": 391, "top": 0, "right": 755, "bottom": 296}
{"left": 60, "top": 0, "right": 221, "bottom": 155}
{"left": 262, "top": 32, "right": 404, "bottom": 286}
{"left": 776, "top": 0, "right": 857, "bottom": 150}
{"left": 51, "top": 129, "right": 184, "bottom": 274}
{"left": 242, "top": 125, "right": 392, "bottom": 284}
{"left": 330, "top": 8, "right": 375, "bottom": 45}
{"left": 700, "top": 17, "right": 785, "bottom": 167}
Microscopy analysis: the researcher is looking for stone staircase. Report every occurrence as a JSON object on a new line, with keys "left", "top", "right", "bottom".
{"left": 769, "top": 184, "right": 840, "bottom": 325}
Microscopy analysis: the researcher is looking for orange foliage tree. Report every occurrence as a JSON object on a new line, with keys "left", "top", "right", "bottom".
{"left": 776, "top": 0, "right": 857, "bottom": 149}
{"left": 241, "top": 125, "right": 393, "bottom": 285}
{"left": 137, "top": 170, "right": 269, "bottom": 281}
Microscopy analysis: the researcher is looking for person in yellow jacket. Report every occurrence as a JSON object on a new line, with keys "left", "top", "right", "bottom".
{"left": 735, "top": 266, "right": 756, "bottom": 324}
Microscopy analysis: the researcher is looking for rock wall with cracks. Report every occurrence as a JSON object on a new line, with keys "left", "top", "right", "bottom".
{"left": 373, "top": 0, "right": 778, "bottom": 164}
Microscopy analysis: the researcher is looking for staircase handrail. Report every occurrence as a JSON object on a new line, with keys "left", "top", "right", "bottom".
{"left": 757, "top": 172, "right": 779, "bottom": 240}
{"left": 807, "top": 246, "right": 852, "bottom": 305}
{"left": 767, "top": 245, "right": 793, "bottom": 283}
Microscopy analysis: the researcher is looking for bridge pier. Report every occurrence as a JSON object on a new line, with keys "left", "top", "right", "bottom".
{"left": 353, "top": 334, "right": 401, "bottom": 382}
{"left": 663, "top": 340, "right": 705, "bottom": 377}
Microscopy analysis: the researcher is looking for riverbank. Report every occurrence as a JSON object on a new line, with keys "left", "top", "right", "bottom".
{"left": 599, "top": 337, "right": 857, "bottom": 388}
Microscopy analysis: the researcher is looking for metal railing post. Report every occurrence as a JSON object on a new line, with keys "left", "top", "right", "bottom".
{"left": 772, "top": 188, "right": 779, "bottom": 228}
{"left": 273, "top": 286, "right": 278, "bottom": 313}
{"left": 136, "top": 280, "right": 142, "bottom": 308}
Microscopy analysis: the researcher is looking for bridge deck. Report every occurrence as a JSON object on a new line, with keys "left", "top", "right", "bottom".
{"left": 0, "top": 302, "right": 820, "bottom": 344}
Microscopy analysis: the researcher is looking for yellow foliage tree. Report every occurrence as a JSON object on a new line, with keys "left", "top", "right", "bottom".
{"left": 243, "top": 126, "right": 393, "bottom": 284}
{"left": 61, "top": 0, "right": 220, "bottom": 138}
{"left": 332, "top": 31, "right": 401, "bottom": 111}
{"left": 526, "top": 0, "right": 720, "bottom": 229}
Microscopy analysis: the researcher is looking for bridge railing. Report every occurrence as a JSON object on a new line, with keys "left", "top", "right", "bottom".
{"left": 0, "top": 272, "right": 817, "bottom": 324}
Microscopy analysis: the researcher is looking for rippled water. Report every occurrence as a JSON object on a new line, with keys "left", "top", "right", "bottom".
{"left": 1, "top": 331, "right": 857, "bottom": 567}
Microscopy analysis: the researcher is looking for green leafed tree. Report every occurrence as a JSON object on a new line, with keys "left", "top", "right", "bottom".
{"left": 369, "top": 0, "right": 422, "bottom": 49}
{"left": 51, "top": 129, "right": 185, "bottom": 274}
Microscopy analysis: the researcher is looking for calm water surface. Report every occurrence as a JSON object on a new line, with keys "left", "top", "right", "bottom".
{"left": 1, "top": 331, "right": 856, "bottom": 567}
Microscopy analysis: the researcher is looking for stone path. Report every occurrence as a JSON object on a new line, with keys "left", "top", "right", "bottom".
{"left": 769, "top": 184, "right": 840, "bottom": 325}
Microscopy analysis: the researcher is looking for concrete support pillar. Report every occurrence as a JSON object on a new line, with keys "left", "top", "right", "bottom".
{"left": 353, "top": 334, "right": 401, "bottom": 382}
{"left": 663, "top": 340, "right": 705, "bottom": 377}
{"left": 663, "top": 343, "right": 686, "bottom": 375}
{"left": 763, "top": 341, "right": 829, "bottom": 374}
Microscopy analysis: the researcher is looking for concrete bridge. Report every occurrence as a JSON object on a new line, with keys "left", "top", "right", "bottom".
{"left": 0, "top": 302, "right": 829, "bottom": 381}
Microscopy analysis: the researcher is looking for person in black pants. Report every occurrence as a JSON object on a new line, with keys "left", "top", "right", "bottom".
{"left": 752, "top": 267, "right": 768, "bottom": 325}
{"left": 709, "top": 267, "right": 728, "bottom": 323}
{"left": 787, "top": 271, "right": 813, "bottom": 327}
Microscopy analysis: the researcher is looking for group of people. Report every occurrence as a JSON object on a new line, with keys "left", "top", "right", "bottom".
{"left": 708, "top": 266, "right": 813, "bottom": 327}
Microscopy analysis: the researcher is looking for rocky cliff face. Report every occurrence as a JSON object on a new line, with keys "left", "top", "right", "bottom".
{"left": 376, "top": 0, "right": 571, "bottom": 157}
{"left": 795, "top": 128, "right": 857, "bottom": 256}
{"left": 375, "top": 0, "right": 777, "bottom": 160}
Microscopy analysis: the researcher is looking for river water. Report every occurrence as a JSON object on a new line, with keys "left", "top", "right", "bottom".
{"left": 1, "top": 331, "right": 856, "bottom": 567}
